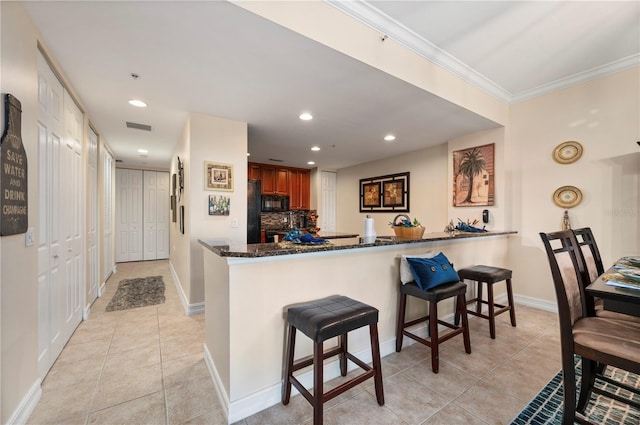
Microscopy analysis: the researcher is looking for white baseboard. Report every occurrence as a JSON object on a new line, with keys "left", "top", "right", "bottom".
{"left": 203, "top": 344, "right": 230, "bottom": 423}
{"left": 83, "top": 304, "right": 91, "bottom": 320}
{"left": 169, "top": 261, "right": 205, "bottom": 316}
{"left": 7, "top": 378, "right": 42, "bottom": 425}
{"left": 513, "top": 294, "right": 557, "bottom": 313}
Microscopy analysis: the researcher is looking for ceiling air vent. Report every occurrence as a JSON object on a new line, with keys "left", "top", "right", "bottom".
{"left": 115, "top": 159, "right": 123, "bottom": 163}
{"left": 268, "top": 158, "right": 284, "bottom": 162}
{"left": 126, "top": 121, "right": 152, "bottom": 131}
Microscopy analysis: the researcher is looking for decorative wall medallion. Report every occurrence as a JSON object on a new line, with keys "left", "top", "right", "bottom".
{"left": 553, "top": 185, "right": 583, "bottom": 208}
{"left": 553, "top": 141, "right": 583, "bottom": 164}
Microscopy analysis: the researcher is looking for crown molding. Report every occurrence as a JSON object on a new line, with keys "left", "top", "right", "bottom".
{"left": 326, "top": 0, "right": 639, "bottom": 104}
{"left": 510, "top": 54, "right": 640, "bottom": 103}
{"left": 326, "top": 0, "right": 512, "bottom": 102}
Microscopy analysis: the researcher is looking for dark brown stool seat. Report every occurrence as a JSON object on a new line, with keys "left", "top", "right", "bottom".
{"left": 282, "top": 295, "right": 384, "bottom": 425}
{"left": 456, "top": 265, "right": 516, "bottom": 339}
{"left": 395, "top": 280, "right": 471, "bottom": 373}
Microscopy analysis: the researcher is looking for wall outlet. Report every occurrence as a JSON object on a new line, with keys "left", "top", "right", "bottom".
{"left": 231, "top": 218, "right": 239, "bottom": 228}
{"left": 283, "top": 217, "right": 288, "bottom": 223}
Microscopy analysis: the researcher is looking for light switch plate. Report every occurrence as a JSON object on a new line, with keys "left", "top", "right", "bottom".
{"left": 25, "top": 227, "right": 35, "bottom": 246}
{"left": 231, "top": 218, "right": 239, "bottom": 228}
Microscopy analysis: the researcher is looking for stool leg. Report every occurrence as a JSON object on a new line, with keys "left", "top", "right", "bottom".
{"left": 339, "top": 333, "right": 347, "bottom": 376}
{"left": 282, "top": 325, "right": 296, "bottom": 404}
{"left": 395, "top": 293, "right": 407, "bottom": 352}
{"left": 313, "top": 340, "right": 324, "bottom": 425}
{"left": 506, "top": 278, "right": 517, "bottom": 327}
{"left": 458, "top": 294, "right": 471, "bottom": 354}
{"left": 429, "top": 300, "right": 439, "bottom": 373}
{"left": 476, "top": 281, "right": 483, "bottom": 314}
{"left": 487, "top": 282, "right": 496, "bottom": 339}
{"left": 369, "top": 323, "right": 385, "bottom": 406}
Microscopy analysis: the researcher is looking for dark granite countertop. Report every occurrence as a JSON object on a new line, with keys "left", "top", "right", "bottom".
{"left": 199, "top": 231, "right": 517, "bottom": 258}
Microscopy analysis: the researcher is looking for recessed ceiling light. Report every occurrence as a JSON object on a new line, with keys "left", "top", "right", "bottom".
{"left": 384, "top": 134, "right": 396, "bottom": 141}
{"left": 129, "top": 99, "right": 147, "bottom": 108}
{"left": 299, "top": 112, "right": 313, "bottom": 121}
{"left": 307, "top": 161, "right": 315, "bottom": 165}
{"left": 311, "top": 146, "right": 320, "bottom": 151}
{"left": 137, "top": 149, "right": 148, "bottom": 154}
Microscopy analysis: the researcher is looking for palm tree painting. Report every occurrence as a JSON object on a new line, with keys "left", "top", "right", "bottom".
{"left": 453, "top": 143, "right": 495, "bottom": 206}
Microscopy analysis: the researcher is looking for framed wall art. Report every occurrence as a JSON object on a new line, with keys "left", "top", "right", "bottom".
{"left": 205, "top": 161, "right": 233, "bottom": 191}
{"left": 453, "top": 143, "right": 495, "bottom": 207}
{"left": 359, "top": 172, "right": 409, "bottom": 212}
{"left": 208, "top": 195, "right": 230, "bottom": 216}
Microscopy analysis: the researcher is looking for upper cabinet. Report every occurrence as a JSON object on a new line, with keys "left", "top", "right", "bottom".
{"left": 249, "top": 162, "right": 310, "bottom": 209}
{"left": 260, "top": 166, "right": 289, "bottom": 195}
{"left": 289, "top": 169, "right": 311, "bottom": 210}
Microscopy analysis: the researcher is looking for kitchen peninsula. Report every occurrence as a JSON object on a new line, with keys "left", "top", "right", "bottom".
{"left": 200, "top": 231, "right": 516, "bottom": 423}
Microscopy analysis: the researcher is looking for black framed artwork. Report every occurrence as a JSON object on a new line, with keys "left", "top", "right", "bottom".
{"left": 359, "top": 172, "right": 409, "bottom": 212}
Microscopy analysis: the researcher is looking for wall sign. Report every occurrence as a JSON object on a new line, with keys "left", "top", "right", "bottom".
{"left": 1, "top": 94, "right": 28, "bottom": 235}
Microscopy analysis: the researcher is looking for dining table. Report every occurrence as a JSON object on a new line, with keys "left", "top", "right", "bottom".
{"left": 586, "top": 257, "right": 640, "bottom": 318}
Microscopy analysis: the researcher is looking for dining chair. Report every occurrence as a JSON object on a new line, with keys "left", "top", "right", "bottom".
{"left": 540, "top": 230, "right": 640, "bottom": 424}
{"left": 573, "top": 227, "right": 640, "bottom": 323}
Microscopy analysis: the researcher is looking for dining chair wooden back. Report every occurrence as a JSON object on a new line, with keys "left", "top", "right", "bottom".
{"left": 540, "top": 230, "right": 640, "bottom": 425}
{"left": 573, "top": 227, "right": 604, "bottom": 283}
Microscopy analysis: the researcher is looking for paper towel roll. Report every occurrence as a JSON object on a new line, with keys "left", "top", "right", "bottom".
{"left": 363, "top": 215, "right": 376, "bottom": 241}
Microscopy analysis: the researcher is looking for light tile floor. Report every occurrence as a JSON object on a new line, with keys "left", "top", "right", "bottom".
{"left": 27, "top": 260, "right": 561, "bottom": 425}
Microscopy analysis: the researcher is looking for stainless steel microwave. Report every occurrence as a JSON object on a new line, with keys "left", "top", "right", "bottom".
{"left": 261, "top": 195, "right": 289, "bottom": 212}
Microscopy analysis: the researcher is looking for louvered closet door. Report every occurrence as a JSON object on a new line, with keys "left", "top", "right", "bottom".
{"left": 155, "top": 172, "right": 170, "bottom": 259}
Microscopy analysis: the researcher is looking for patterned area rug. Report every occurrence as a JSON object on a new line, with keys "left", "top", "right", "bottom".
{"left": 105, "top": 276, "right": 165, "bottom": 312}
{"left": 511, "top": 358, "right": 640, "bottom": 424}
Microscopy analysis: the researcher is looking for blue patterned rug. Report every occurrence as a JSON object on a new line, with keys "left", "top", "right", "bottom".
{"left": 511, "top": 358, "right": 640, "bottom": 424}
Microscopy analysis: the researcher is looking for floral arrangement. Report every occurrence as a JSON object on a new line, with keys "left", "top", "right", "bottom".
{"left": 390, "top": 214, "right": 421, "bottom": 228}
{"left": 390, "top": 214, "right": 425, "bottom": 239}
{"left": 307, "top": 211, "right": 320, "bottom": 234}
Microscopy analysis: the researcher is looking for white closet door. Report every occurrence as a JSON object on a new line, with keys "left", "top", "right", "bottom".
{"left": 87, "top": 127, "right": 99, "bottom": 305}
{"left": 37, "top": 53, "right": 84, "bottom": 378}
{"left": 143, "top": 171, "right": 158, "bottom": 260}
{"left": 321, "top": 171, "right": 337, "bottom": 233}
{"left": 62, "top": 90, "right": 84, "bottom": 343}
{"left": 102, "top": 150, "right": 114, "bottom": 284}
{"left": 156, "top": 172, "right": 170, "bottom": 259}
{"left": 37, "top": 53, "right": 65, "bottom": 378}
{"left": 116, "top": 169, "right": 143, "bottom": 262}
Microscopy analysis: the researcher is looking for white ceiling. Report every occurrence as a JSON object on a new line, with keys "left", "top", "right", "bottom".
{"left": 23, "top": 1, "right": 639, "bottom": 170}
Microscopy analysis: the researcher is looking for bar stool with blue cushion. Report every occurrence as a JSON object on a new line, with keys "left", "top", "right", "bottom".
{"left": 282, "top": 295, "right": 384, "bottom": 425}
{"left": 455, "top": 265, "right": 516, "bottom": 339}
{"left": 395, "top": 252, "right": 471, "bottom": 373}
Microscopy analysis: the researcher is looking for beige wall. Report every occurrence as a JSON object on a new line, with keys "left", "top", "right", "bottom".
{"left": 0, "top": 4, "right": 40, "bottom": 421}
{"left": 170, "top": 113, "right": 248, "bottom": 307}
{"left": 337, "top": 143, "right": 450, "bottom": 237}
{"left": 508, "top": 67, "right": 640, "bottom": 306}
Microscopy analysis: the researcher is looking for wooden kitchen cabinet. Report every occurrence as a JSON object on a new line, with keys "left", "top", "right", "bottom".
{"left": 289, "top": 169, "right": 311, "bottom": 210}
{"left": 259, "top": 166, "right": 289, "bottom": 195}
{"left": 249, "top": 164, "right": 261, "bottom": 180}
{"left": 249, "top": 162, "right": 309, "bottom": 203}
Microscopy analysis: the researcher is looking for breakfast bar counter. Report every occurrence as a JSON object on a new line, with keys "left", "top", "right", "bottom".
{"left": 201, "top": 231, "right": 516, "bottom": 423}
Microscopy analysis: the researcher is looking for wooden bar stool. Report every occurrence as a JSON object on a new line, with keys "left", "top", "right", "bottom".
{"left": 456, "top": 265, "right": 516, "bottom": 339}
{"left": 282, "top": 295, "right": 384, "bottom": 425}
{"left": 395, "top": 280, "right": 471, "bottom": 373}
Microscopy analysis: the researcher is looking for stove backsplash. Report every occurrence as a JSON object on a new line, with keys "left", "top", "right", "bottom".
{"left": 261, "top": 210, "right": 318, "bottom": 231}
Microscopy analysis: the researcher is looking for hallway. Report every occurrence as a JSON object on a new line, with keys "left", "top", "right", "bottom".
{"left": 27, "top": 260, "right": 224, "bottom": 424}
